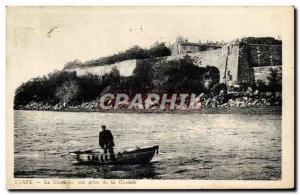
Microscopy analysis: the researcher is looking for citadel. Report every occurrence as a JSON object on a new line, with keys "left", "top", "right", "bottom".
{"left": 64, "top": 37, "right": 282, "bottom": 86}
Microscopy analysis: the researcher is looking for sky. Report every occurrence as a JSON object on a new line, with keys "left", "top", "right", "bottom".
{"left": 7, "top": 6, "right": 289, "bottom": 90}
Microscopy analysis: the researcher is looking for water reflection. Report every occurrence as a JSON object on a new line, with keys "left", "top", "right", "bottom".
{"left": 94, "top": 163, "right": 158, "bottom": 179}
{"left": 69, "top": 162, "right": 158, "bottom": 179}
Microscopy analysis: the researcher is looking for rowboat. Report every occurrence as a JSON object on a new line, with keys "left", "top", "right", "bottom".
{"left": 70, "top": 145, "right": 159, "bottom": 165}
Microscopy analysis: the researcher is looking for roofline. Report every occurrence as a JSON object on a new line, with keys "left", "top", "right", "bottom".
{"left": 179, "top": 42, "right": 222, "bottom": 47}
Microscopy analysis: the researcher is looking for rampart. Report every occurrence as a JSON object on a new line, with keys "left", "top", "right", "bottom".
{"left": 65, "top": 59, "right": 142, "bottom": 77}
{"left": 64, "top": 37, "right": 282, "bottom": 86}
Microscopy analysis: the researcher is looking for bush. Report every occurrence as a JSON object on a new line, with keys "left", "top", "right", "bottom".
{"left": 63, "top": 60, "right": 83, "bottom": 69}
{"left": 148, "top": 42, "right": 171, "bottom": 58}
{"left": 153, "top": 55, "right": 220, "bottom": 94}
{"left": 202, "top": 66, "right": 220, "bottom": 89}
{"left": 14, "top": 71, "right": 103, "bottom": 107}
{"left": 64, "top": 43, "right": 171, "bottom": 69}
{"left": 267, "top": 67, "right": 282, "bottom": 93}
{"left": 211, "top": 83, "right": 227, "bottom": 96}
{"left": 55, "top": 80, "right": 79, "bottom": 103}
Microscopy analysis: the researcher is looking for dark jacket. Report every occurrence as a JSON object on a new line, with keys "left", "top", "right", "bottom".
{"left": 99, "top": 130, "right": 114, "bottom": 148}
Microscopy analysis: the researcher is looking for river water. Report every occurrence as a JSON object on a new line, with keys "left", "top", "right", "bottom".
{"left": 14, "top": 110, "right": 281, "bottom": 180}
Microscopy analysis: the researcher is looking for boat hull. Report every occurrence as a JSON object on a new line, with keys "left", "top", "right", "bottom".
{"left": 71, "top": 145, "right": 159, "bottom": 165}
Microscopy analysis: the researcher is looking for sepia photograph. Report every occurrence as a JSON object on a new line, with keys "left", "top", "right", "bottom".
{"left": 6, "top": 6, "right": 294, "bottom": 189}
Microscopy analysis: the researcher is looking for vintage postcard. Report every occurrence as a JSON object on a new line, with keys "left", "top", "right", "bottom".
{"left": 6, "top": 6, "right": 294, "bottom": 189}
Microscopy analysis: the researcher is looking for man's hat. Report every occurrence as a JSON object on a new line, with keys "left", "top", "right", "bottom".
{"left": 101, "top": 125, "right": 106, "bottom": 128}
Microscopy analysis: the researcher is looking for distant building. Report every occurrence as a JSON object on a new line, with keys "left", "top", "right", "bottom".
{"left": 171, "top": 37, "right": 222, "bottom": 55}
{"left": 168, "top": 37, "right": 282, "bottom": 85}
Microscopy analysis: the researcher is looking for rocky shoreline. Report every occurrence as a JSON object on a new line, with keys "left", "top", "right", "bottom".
{"left": 15, "top": 96, "right": 282, "bottom": 115}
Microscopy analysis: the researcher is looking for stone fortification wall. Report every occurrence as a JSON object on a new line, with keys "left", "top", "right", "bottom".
{"left": 167, "top": 43, "right": 240, "bottom": 85}
{"left": 65, "top": 59, "right": 142, "bottom": 77}
{"left": 64, "top": 39, "right": 281, "bottom": 86}
{"left": 253, "top": 66, "right": 282, "bottom": 84}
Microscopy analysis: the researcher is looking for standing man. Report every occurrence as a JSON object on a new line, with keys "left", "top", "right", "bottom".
{"left": 99, "top": 125, "right": 115, "bottom": 156}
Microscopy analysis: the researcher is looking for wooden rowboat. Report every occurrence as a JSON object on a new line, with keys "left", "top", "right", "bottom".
{"left": 70, "top": 145, "right": 159, "bottom": 165}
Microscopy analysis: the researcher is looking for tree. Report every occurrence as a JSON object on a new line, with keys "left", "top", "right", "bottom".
{"left": 72, "top": 42, "right": 172, "bottom": 68}
{"left": 132, "top": 59, "right": 154, "bottom": 93}
{"left": 14, "top": 77, "right": 50, "bottom": 106}
{"left": 77, "top": 74, "right": 102, "bottom": 102}
{"left": 267, "top": 67, "right": 282, "bottom": 96}
{"left": 55, "top": 80, "right": 79, "bottom": 104}
{"left": 202, "top": 66, "right": 220, "bottom": 89}
{"left": 14, "top": 71, "right": 104, "bottom": 107}
{"left": 153, "top": 55, "right": 207, "bottom": 93}
{"left": 148, "top": 42, "right": 171, "bottom": 58}
{"left": 63, "top": 59, "right": 83, "bottom": 69}
{"left": 109, "top": 66, "right": 121, "bottom": 79}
